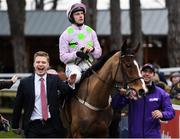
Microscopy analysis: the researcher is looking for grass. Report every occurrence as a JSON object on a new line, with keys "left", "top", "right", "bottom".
{"left": 0, "top": 130, "right": 22, "bottom": 138}
{"left": 171, "top": 99, "right": 180, "bottom": 105}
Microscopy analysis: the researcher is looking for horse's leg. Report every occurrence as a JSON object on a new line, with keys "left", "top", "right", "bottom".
{"left": 71, "top": 120, "right": 109, "bottom": 137}
{"left": 66, "top": 131, "right": 72, "bottom": 138}
{"left": 89, "top": 122, "right": 109, "bottom": 137}
{"left": 70, "top": 123, "right": 83, "bottom": 138}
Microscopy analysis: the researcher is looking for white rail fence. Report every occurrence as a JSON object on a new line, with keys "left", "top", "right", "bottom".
{"left": 0, "top": 67, "right": 179, "bottom": 91}
{"left": 0, "top": 73, "right": 31, "bottom": 91}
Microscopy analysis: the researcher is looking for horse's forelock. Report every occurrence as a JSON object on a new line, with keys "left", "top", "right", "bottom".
{"left": 121, "top": 48, "right": 135, "bottom": 56}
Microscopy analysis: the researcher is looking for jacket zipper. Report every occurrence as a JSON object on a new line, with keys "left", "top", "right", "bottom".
{"left": 143, "top": 96, "right": 146, "bottom": 137}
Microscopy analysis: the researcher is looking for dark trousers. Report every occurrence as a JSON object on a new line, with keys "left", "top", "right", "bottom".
{"left": 25, "top": 118, "right": 62, "bottom": 138}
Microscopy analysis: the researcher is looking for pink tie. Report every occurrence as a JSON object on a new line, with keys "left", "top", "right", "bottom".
{"left": 40, "top": 78, "right": 48, "bottom": 121}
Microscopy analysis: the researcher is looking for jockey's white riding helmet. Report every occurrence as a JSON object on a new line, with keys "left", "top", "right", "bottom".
{"left": 66, "top": 3, "right": 86, "bottom": 24}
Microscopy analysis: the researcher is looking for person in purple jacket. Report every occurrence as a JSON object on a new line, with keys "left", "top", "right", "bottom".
{"left": 59, "top": 3, "right": 102, "bottom": 84}
{"left": 112, "top": 63, "right": 175, "bottom": 138}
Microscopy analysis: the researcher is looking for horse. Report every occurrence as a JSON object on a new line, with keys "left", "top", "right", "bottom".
{"left": 62, "top": 40, "right": 148, "bottom": 138}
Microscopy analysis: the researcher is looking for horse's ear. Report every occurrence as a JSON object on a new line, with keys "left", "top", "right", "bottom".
{"left": 121, "top": 40, "right": 127, "bottom": 53}
{"left": 132, "top": 42, "right": 140, "bottom": 54}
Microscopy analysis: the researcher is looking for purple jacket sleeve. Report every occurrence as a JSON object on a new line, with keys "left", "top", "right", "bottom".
{"left": 111, "top": 93, "right": 129, "bottom": 110}
{"left": 161, "top": 93, "right": 175, "bottom": 121}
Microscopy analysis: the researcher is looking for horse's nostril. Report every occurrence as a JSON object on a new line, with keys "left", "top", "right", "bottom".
{"left": 139, "top": 89, "right": 145, "bottom": 96}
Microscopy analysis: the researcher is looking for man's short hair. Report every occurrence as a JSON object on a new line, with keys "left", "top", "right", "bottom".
{"left": 34, "top": 51, "right": 49, "bottom": 63}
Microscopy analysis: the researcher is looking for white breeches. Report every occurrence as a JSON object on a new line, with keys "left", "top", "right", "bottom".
{"left": 65, "top": 56, "right": 93, "bottom": 83}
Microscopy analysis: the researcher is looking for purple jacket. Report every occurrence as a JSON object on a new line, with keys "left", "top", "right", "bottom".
{"left": 112, "top": 84, "right": 175, "bottom": 138}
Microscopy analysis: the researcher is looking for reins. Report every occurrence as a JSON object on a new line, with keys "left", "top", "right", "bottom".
{"left": 75, "top": 67, "right": 114, "bottom": 111}
{"left": 89, "top": 53, "right": 121, "bottom": 90}
{"left": 75, "top": 53, "right": 121, "bottom": 111}
{"left": 75, "top": 52, "right": 143, "bottom": 111}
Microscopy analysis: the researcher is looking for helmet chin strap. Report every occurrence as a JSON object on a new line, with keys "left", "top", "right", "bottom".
{"left": 76, "top": 23, "right": 84, "bottom": 26}
{"left": 72, "top": 19, "right": 84, "bottom": 26}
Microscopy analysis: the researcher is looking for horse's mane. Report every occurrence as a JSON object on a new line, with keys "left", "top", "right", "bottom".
{"left": 80, "top": 50, "right": 119, "bottom": 83}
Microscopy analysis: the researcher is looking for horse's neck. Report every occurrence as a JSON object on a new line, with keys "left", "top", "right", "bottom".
{"left": 78, "top": 62, "right": 114, "bottom": 108}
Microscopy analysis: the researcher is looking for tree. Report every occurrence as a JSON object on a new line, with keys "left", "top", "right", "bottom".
{"left": 82, "top": 0, "right": 97, "bottom": 30}
{"left": 51, "top": 0, "right": 58, "bottom": 10}
{"left": 33, "top": 0, "right": 60, "bottom": 10}
{"left": 129, "top": 0, "right": 143, "bottom": 65}
{"left": 110, "top": 0, "right": 122, "bottom": 50}
{"left": 109, "top": 1, "right": 122, "bottom": 136}
{"left": 166, "top": 0, "right": 180, "bottom": 66}
{"left": 7, "top": 0, "right": 29, "bottom": 72}
{"left": 35, "top": 0, "right": 44, "bottom": 10}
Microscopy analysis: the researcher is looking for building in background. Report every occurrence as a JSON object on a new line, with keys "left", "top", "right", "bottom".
{"left": 0, "top": 9, "right": 168, "bottom": 72}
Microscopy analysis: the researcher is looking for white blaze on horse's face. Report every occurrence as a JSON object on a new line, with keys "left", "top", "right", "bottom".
{"left": 134, "top": 60, "right": 148, "bottom": 94}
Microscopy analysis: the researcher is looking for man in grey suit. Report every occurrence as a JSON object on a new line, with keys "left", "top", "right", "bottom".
{"left": 12, "top": 51, "right": 75, "bottom": 138}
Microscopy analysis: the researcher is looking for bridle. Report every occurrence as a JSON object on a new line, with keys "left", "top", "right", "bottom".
{"left": 76, "top": 52, "right": 143, "bottom": 111}
{"left": 114, "top": 54, "right": 143, "bottom": 89}
{"left": 120, "top": 54, "right": 144, "bottom": 89}
{"left": 75, "top": 53, "right": 121, "bottom": 111}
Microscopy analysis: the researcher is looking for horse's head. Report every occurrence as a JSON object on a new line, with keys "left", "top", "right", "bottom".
{"left": 119, "top": 40, "right": 148, "bottom": 98}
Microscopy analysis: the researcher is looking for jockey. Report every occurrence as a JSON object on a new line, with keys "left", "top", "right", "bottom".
{"left": 59, "top": 3, "right": 102, "bottom": 84}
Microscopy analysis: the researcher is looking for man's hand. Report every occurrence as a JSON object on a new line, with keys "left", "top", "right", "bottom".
{"left": 119, "top": 88, "right": 138, "bottom": 100}
{"left": 119, "top": 88, "right": 127, "bottom": 95}
{"left": 67, "top": 74, "right": 76, "bottom": 89}
{"left": 82, "top": 46, "right": 94, "bottom": 53}
{"left": 11, "top": 74, "right": 18, "bottom": 83}
{"left": 128, "top": 90, "right": 138, "bottom": 100}
{"left": 152, "top": 110, "right": 163, "bottom": 119}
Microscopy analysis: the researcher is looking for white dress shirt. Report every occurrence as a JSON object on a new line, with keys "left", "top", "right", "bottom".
{"left": 30, "top": 73, "right": 50, "bottom": 121}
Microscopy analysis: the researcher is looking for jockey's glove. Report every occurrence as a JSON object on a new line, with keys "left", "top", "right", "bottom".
{"left": 76, "top": 51, "right": 89, "bottom": 60}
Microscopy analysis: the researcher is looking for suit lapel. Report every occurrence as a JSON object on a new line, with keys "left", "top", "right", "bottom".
{"left": 28, "top": 74, "right": 35, "bottom": 112}
{"left": 31, "top": 75, "right": 35, "bottom": 102}
{"left": 46, "top": 74, "right": 52, "bottom": 105}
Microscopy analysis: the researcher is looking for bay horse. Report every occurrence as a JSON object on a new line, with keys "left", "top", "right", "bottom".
{"left": 62, "top": 41, "right": 148, "bottom": 137}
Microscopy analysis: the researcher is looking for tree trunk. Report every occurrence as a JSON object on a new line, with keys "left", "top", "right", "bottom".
{"left": 35, "top": 0, "right": 44, "bottom": 10}
{"left": 130, "top": 0, "right": 143, "bottom": 65}
{"left": 7, "top": 0, "right": 29, "bottom": 72}
{"left": 166, "top": 0, "right": 180, "bottom": 66}
{"left": 110, "top": 0, "right": 122, "bottom": 50}
{"left": 51, "top": 0, "right": 58, "bottom": 10}
{"left": 82, "top": 0, "right": 97, "bottom": 30}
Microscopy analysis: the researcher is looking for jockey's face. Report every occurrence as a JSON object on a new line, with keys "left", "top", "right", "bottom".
{"left": 73, "top": 11, "right": 85, "bottom": 25}
{"left": 33, "top": 56, "right": 49, "bottom": 76}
